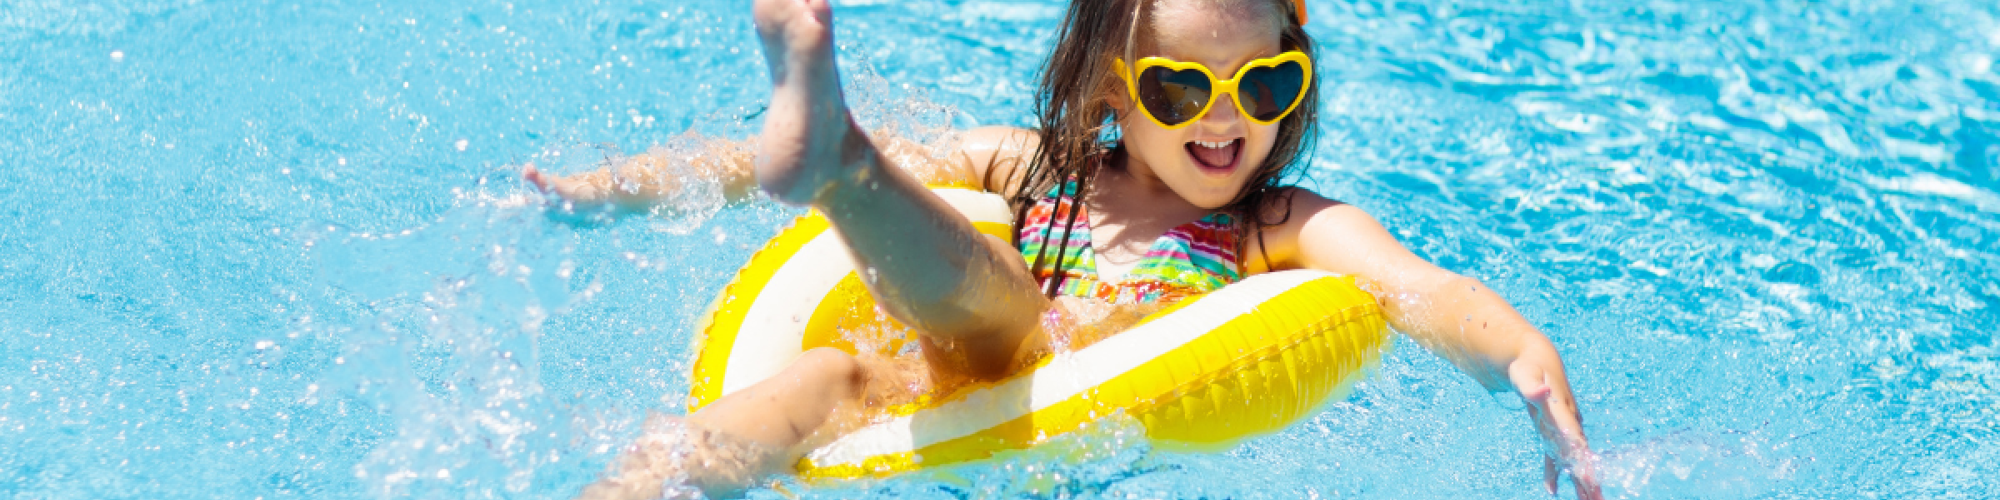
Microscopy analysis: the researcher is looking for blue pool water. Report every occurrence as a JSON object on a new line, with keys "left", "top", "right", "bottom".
{"left": 3, "top": 0, "right": 1996, "bottom": 498}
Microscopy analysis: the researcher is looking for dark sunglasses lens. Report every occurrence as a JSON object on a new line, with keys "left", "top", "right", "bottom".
{"left": 1239, "top": 60, "right": 1306, "bottom": 121}
{"left": 1138, "top": 66, "right": 1213, "bottom": 125}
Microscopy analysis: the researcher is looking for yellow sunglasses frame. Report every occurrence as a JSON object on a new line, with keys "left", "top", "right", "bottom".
{"left": 1113, "top": 51, "right": 1314, "bottom": 130}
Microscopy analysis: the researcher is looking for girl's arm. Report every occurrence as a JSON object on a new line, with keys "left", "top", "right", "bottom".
{"left": 523, "top": 138, "right": 759, "bottom": 213}
{"left": 523, "top": 127, "right": 1036, "bottom": 212}
{"left": 1257, "top": 190, "right": 1603, "bottom": 499}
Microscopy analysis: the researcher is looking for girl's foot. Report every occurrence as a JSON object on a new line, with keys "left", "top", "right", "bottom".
{"left": 750, "top": 0, "right": 869, "bottom": 205}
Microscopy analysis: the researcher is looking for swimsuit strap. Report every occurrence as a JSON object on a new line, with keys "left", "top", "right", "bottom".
{"left": 1017, "top": 177, "right": 1241, "bottom": 304}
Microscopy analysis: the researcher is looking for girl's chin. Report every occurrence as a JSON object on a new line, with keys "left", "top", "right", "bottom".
{"left": 1170, "top": 178, "right": 1253, "bottom": 209}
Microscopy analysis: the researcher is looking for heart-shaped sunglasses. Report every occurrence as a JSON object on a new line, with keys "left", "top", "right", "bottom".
{"left": 1113, "top": 51, "right": 1313, "bottom": 129}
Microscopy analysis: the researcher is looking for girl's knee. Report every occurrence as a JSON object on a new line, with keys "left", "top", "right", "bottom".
{"left": 794, "top": 347, "right": 867, "bottom": 396}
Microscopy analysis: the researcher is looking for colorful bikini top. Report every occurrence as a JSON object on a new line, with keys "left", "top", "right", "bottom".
{"left": 1017, "top": 178, "right": 1242, "bottom": 305}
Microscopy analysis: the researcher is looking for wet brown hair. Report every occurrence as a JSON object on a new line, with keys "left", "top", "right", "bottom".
{"left": 1000, "top": 0, "right": 1320, "bottom": 294}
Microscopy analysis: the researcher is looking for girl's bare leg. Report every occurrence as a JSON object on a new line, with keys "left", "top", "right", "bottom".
{"left": 577, "top": 349, "right": 868, "bottom": 500}
{"left": 751, "top": 0, "right": 1048, "bottom": 379}
{"left": 685, "top": 348, "right": 869, "bottom": 449}
{"left": 578, "top": 3, "right": 1058, "bottom": 498}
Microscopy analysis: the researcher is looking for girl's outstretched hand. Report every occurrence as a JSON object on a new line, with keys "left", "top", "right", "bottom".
{"left": 523, "top": 163, "right": 613, "bottom": 207}
{"left": 522, "top": 140, "right": 761, "bottom": 218}
{"left": 520, "top": 163, "right": 630, "bottom": 226}
{"left": 1511, "top": 361, "right": 1604, "bottom": 500}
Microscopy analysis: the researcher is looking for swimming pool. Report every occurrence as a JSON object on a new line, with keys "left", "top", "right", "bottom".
{"left": 2, "top": 0, "right": 1995, "bottom": 498}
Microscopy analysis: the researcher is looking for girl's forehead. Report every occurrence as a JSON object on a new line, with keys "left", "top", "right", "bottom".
{"left": 1141, "top": 0, "right": 1284, "bottom": 63}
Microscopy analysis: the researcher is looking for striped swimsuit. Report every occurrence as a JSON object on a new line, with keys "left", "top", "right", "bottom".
{"left": 1017, "top": 179, "right": 1242, "bottom": 305}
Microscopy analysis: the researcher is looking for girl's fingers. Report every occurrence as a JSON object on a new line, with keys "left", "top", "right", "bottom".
{"left": 1544, "top": 455, "right": 1559, "bottom": 494}
{"left": 1513, "top": 361, "right": 1604, "bottom": 498}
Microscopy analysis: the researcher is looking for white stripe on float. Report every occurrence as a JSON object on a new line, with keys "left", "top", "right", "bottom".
{"left": 720, "top": 229, "right": 859, "bottom": 397}
{"left": 808, "top": 270, "right": 1329, "bottom": 468}
{"left": 719, "top": 190, "right": 1006, "bottom": 398}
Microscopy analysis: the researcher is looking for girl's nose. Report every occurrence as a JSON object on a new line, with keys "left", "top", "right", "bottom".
{"left": 1199, "top": 92, "right": 1245, "bottom": 128}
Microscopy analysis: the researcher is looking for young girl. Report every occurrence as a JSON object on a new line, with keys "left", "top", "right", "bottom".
{"left": 535, "top": 0, "right": 1603, "bottom": 498}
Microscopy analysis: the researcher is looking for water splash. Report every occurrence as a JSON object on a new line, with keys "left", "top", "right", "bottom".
{"left": 639, "top": 134, "right": 731, "bottom": 236}
{"left": 1596, "top": 430, "right": 1800, "bottom": 499}
{"left": 305, "top": 202, "right": 624, "bottom": 498}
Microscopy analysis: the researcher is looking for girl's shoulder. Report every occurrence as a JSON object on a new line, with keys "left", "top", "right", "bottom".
{"left": 949, "top": 126, "right": 1039, "bottom": 195}
{"left": 1247, "top": 186, "right": 1397, "bottom": 275}
{"left": 1257, "top": 185, "right": 1352, "bottom": 230}
{"left": 1250, "top": 186, "right": 1463, "bottom": 300}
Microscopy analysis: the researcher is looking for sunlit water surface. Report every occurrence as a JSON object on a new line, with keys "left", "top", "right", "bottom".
{"left": 2, "top": 0, "right": 1996, "bottom": 498}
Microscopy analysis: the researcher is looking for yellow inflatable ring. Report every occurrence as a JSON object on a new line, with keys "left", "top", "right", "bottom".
{"left": 688, "top": 187, "right": 1391, "bottom": 479}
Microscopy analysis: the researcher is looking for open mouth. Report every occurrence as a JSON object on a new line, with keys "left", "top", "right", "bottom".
{"left": 1186, "top": 138, "right": 1243, "bottom": 173}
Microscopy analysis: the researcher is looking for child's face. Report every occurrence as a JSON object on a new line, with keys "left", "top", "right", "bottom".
{"left": 1114, "top": 0, "right": 1286, "bottom": 209}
